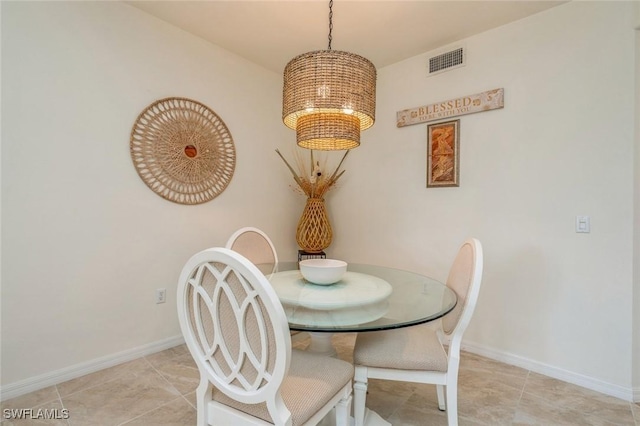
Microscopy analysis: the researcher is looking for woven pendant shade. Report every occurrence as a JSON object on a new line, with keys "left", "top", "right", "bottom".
{"left": 296, "top": 113, "right": 360, "bottom": 150}
{"left": 283, "top": 50, "right": 376, "bottom": 150}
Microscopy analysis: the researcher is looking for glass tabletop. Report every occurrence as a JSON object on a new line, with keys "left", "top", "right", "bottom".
{"left": 263, "top": 261, "right": 457, "bottom": 333}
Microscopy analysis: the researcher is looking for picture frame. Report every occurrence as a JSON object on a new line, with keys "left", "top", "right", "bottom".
{"left": 427, "top": 119, "right": 460, "bottom": 187}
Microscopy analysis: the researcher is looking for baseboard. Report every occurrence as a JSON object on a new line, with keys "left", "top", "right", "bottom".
{"left": 462, "top": 340, "right": 636, "bottom": 402}
{"left": 1, "top": 335, "right": 185, "bottom": 402}
{"left": 3, "top": 335, "right": 638, "bottom": 404}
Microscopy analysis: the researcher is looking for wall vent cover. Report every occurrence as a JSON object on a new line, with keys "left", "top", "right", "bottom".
{"left": 428, "top": 46, "right": 465, "bottom": 75}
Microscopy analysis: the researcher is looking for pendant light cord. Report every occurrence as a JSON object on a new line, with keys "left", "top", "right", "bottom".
{"left": 327, "top": 0, "right": 333, "bottom": 50}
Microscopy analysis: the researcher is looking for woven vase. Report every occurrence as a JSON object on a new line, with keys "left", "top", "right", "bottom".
{"left": 296, "top": 198, "right": 333, "bottom": 253}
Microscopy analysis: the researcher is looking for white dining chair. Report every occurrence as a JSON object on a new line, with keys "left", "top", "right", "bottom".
{"left": 226, "top": 227, "right": 307, "bottom": 341}
{"left": 226, "top": 227, "right": 278, "bottom": 274}
{"left": 177, "top": 247, "right": 353, "bottom": 426}
{"left": 352, "top": 238, "right": 484, "bottom": 426}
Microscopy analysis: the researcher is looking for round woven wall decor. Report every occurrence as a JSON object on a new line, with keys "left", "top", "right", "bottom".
{"left": 130, "top": 97, "right": 235, "bottom": 205}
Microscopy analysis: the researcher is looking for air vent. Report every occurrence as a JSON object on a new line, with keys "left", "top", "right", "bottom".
{"left": 428, "top": 46, "right": 465, "bottom": 76}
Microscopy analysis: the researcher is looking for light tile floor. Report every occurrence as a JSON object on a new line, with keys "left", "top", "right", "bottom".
{"left": 2, "top": 333, "right": 638, "bottom": 425}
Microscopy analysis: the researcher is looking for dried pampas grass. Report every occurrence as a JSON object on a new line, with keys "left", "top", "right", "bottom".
{"left": 275, "top": 149, "right": 349, "bottom": 199}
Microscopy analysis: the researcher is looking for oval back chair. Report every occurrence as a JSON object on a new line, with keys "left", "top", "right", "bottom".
{"left": 226, "top": 227, "right": 278, "bottom": 274}
{"left": 177, "top": 247, "right": 353, "bottom": 426}
{"left": 352, "top": 238, "right": 484, "bottom": 426}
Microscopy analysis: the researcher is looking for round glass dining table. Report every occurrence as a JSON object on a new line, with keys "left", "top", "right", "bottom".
{"left": 263, "top": 261, "right": 458, "bottom": 356}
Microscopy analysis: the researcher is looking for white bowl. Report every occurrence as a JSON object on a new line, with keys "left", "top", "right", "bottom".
{"left": 299, "top": 259, "right": 348, "bottom": 285}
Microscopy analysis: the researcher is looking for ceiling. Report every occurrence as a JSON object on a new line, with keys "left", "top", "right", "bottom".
{"left": 126, "top": 1, "right": 567, "bottom": 74}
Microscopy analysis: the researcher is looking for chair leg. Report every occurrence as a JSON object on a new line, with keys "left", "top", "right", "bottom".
{"left": 353, "top": 367, "right": 369, "bottom": 426}
{"left": 196, "top": 379, "right": 212, "bottom": 426}
{"left": 445, "top": 381, "right": 458, "bottom": 426}
{"left": 436, "top": 384, "right": 446, "bottom": 411}
{"left": 335, "top": 393, "right": 352, "bottom": 426}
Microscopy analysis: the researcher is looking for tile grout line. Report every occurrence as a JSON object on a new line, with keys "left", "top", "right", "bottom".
{"left": 142, "top": 354, "right": 188, "bottom": 398}
{"left": 56, "top": 359, "right": 153, "bottom": 401}
{"left": 1, "top": 388, "right": 61, "bottom": 411}
{"left": 59, "top": 356, "right": 180, "bottom": 425}
{"left": 5, "top": 347, "right": 635, "bottom": 426}
{"left": 383, "top": 390, "right": 413, "bottom": 424}
{"left": 511, "top": 369, "right": 531, "bottom": 424}
{"left": 1, "top": 387, "right": 72, "bottom": 425}
{"left": 53, "top": 385, "right": 71, "bottom": 426}
{"left": 117, "top": 395, "right": 187, "bottom": 426}
{"left": 181, "top": 393, "right": 196, "bottom": 410}
{"left": 516, "top": 372, "right": 636, "bottom": 426}
{"left": 57, "top": 372, "right": 123, "bottom": 400}
{"left": 517, "top": 369, "right": 530, "bottom": 402}
{"left": 586, "top": 403, "right": 637, "bottom": 426}
{"left": 143, "top": 353, "right": 201, "bottom": 410}
{"left": 113, "top": 354, "right": 196, "bottom": 425}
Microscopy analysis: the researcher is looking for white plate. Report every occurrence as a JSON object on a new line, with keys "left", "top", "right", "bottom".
{"left": 268, "top": 270, "right": 392, "bottom": 310}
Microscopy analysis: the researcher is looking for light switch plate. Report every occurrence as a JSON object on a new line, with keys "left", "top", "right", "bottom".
{"left": 576, "top": 215, "right": 590, "bottom": 233}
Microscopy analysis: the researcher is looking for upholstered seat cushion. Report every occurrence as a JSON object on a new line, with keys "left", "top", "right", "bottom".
{"left": 214, "top": 348, "right": 354, "bottom": 425}
{"left": 353, "top": 325, "right": 448, "bottom": 372}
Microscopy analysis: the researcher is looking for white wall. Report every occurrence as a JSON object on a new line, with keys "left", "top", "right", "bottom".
{"left": 2, "top": 0, "right": 638, "bottom": 402}
{"left": 331, "top": 1, "right": 636, "bottom": 396}
{"left": 1, "top": 1, "right": 299, "bottom": 387}
{"left": 633, "top": 1, "right": 640, "bottom": 399}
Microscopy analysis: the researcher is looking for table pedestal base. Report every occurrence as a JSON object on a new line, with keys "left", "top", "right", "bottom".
{"left": 307, "top": 332, "right": 337, "bottom": 357}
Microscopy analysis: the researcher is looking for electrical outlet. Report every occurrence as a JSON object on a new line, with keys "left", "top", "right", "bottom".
{"left": 155, "top": 288, "right": 167, "bottom": 304}
{"left": 575, "top": 215, "right": 590, "bottom": 233}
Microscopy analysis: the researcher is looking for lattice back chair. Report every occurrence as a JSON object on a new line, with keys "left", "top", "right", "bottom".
{"left": 352, "top": 238, "right": 483, "bottom": 426}
{"left": 226, "top": 227, "right": 279, "bottom": 274}
{"left": 177, "top": 247, "right": 353, "bottom": 426}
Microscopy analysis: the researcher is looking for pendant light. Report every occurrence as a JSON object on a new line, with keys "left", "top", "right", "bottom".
{"left": 282, "top": 0, "right": 376, "bottom": 150}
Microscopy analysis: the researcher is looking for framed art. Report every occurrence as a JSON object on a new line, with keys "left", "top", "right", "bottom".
{"left": 427, "top": 119, "right": 460, "bottom": 187}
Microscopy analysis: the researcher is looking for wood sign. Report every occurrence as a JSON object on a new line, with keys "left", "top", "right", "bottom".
{"left": 397, "top": 88, "right": 504, "bottom": 128}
